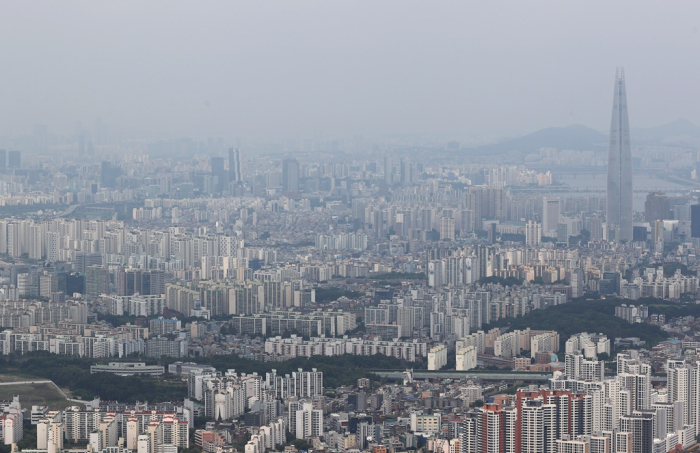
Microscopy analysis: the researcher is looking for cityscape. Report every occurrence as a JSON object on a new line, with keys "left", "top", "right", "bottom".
{"left": 1, "top": 2, "right": 700, "bottom": 453}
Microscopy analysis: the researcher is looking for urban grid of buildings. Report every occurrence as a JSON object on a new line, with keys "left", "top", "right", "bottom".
{"left": 0, "top": 70, "right": 699, "bottom": 453}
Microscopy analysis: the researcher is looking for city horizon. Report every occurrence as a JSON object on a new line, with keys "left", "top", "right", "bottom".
{"left": 1, "top": 3, "right": 699, "bottom": 453}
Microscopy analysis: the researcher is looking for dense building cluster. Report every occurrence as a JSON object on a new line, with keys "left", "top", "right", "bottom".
{"left": 2, "top": 70, "right": 700, "bottom": 453}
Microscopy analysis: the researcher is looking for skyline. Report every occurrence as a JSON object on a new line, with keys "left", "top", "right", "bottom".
{"left": 1, "top": 1, "right": 700, "bottom": 141}
{"left": 2, "top": 3, "right": 700, "bottom": 453}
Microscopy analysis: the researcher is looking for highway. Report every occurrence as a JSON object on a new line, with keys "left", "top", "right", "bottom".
{"left": 371, "top": 369, "right": 668, "bottom": 384}
{"left": 371, "top": 370, "right": 551, "bottom": 382}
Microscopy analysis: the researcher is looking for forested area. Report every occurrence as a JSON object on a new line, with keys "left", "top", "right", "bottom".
{"left": 0, "top": 352, "right": 415, "bottom": 402}
{"left": 313, "top": 287, "right": 362, "bottom": 303}
{"left": 0, "top": 354, "right": 187, "bottom": 401}
{"left": 486, "top": 298, "right": 670, "bottom": 352}
{"left": 173, "top": 353, "right": 415, "bottom": 388}
{"left": 9, "top": 296, "right": 694, "bottom": 403}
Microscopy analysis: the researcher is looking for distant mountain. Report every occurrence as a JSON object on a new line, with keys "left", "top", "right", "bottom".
{"left": 634, "top": 119, "right": 700, "bottom": 141}
{"left": 464, "top": 124, "right": 608, "bottom": 155}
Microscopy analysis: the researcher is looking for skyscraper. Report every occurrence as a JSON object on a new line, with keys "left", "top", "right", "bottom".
{"left": 117, "top": 269, "right": 165, "bottom": 296}
{"left": 400, "top": 157, "right": 413, "bottom": 186}
{"left": 210, "top": 156, "right": 227, "bottom": 192}
{"left": 525, "top": 220, "right": 541, "bottom": 246}
{"left": 85, "top": 265, "right": 110, "bottom": 298}
{"left": 384, "top": 155, "right": 392, "bottom": 185}
{"left": 8, "top": 151, "right": 21, "bottom": 169}
{"left": 101, "top": 161, "right": 122, "bottom": 188}
{"left": 606, "top": 68, "right": 633, "bottom": 242}
{"left": 282, "top": 158, "right": 299, "bottom": 193}
{"left": 229, "top": 148, "right": 242, "bottom": 183}
{"left": 691, "top": 205, "right": 700, "bottom": 239}
{"left": 542, "top": 197, "right": 560, "bottom": 233}
{"left": 644, "top": 192, "right": 670, "bottom": 223}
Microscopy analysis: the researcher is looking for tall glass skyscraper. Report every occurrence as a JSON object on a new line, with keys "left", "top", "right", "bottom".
{"left": 229, "top": 148, "right": 242, "bottom": 183}
{"left": 606, "top": 68, "right": 633, "bottom": 242}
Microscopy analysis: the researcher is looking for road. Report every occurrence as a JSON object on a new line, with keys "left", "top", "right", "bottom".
{"left": 370, "top": 370, "right": 668, "bottom": 384}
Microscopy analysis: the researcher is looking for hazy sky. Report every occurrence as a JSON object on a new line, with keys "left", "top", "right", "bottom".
{"left": 1, "top": 1, "right": 699, "bottom": 141}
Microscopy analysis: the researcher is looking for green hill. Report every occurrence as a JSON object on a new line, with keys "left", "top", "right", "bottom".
{"left": 485, "top": 298, "right": 669, "bottom": 351}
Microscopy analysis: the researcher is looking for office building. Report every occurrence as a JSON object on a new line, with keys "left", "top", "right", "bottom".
{"left": 606, "top": 68, "right": 633, "bottom": 242}
{"left": 74, "top": 252, "right": 103, "bottom": 273}
{"left": 85, "top": 265, "right": 110, "bottom": 298}
{"left": 384, "top": 155, "right": 392, "bottom": 185}
{"left": 644, "top": 192, "right": 670, "bottom": 223}
{"left": 7, "top": 151, "right": 20, "bottom": 169}
{"left": 400, "top": 157, "right": 413, "bottom": 186}
{"left": 101, "top": 161, "right": 122, "bottom": 188}
{"left": 691, "top": 204, "right": 700, "bottom": 239}
{"left": 599, "top": 272, "right": 621, "bottom": 296}
{"left": 117, "top": 269, "right": 165, "bottom": 296}
{"left": 229, "top": 148, "right": 242, "bottom": 183}
{"left": 282, "top": 159, "right": 299, "bottom": 193}
{"left": 542, "top": 197, "right": 560, "bottom": 233}
{"left": 211, "top": 157, "right": 227, "bottom": 192}
{"left": 90, "top": 362, "right": 165, "bottom": 376}
{"left": 487, "top": 222, "right": 497, "bottom": 244}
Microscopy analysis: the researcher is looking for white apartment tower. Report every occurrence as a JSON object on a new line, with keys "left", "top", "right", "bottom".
{"left": 289, "top": 401, "right": 323, "bottom": 440}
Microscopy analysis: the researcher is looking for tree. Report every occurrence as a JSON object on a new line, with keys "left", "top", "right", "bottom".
{"left": 663, "top": 262, "right": 693, "bottom": 278}
{"left": 426, "top": 229, "right": 440, "bottom": 241}
{"left": 483, "top": 298, "right": 669, "bottom": 352}
{"left": 291, "top": 439, "right": 312, "bottom": 451}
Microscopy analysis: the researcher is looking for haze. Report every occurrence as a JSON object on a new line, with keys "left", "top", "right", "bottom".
{"left": 1, "top": 1, "right": 699, "bottom": 141}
